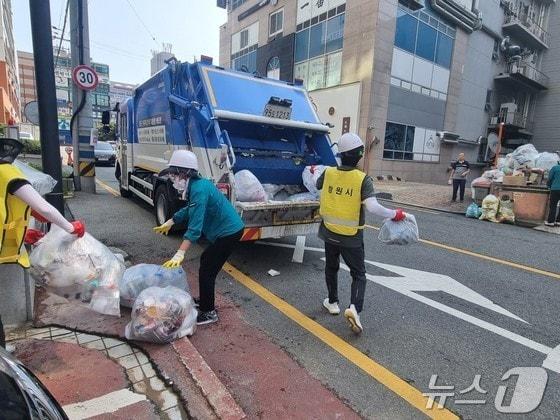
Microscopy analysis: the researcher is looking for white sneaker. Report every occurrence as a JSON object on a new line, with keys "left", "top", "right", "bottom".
{"left": 544, "top": 222, "right": 555, "bottom": 227}
{"left": 344, "top": 305, "right": 363, "bottom": 334}
{"left": 323, "top": 298, "right": 340, "bottom": 315}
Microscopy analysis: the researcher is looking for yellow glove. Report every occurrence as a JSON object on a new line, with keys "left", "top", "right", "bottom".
{"left": 163, "top": 249, "right": 185, "bottom": 269}
{"left": 153, "top": 219, "right": 174, "bottom": 235}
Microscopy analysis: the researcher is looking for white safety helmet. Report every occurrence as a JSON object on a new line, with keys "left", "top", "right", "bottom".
{"left": 338, "top": 133, "right": 364, "bottom": 154}
{"left": 168, "top": 150, "right": 199, "bottom": 171}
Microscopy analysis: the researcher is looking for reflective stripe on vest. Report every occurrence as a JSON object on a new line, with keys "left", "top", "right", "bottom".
{"left": 319, "top": 167, "right": 366, "bottom": 236}
{"left": 0, "top": 164, "right": 31, "bottom": 268}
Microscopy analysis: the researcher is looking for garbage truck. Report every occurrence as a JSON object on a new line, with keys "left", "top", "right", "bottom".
{"left": 115, "top": 57, "right": 337, "bottom": 241}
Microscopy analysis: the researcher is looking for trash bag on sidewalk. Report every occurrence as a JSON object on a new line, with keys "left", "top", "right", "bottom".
{"left": 466, "top": 203, "right": 481, "bottom": 219}
{"left": 29, "top": 225, "right": 124, "bottom": 316}
{"left": 378, "top": 214, "right": 419, "bottom": 245}
{"left": 119, "top": 264, "right": 189, "bottom": 308}
{"left": 234, "top": 170, "right": 267, "bottom": 202}
{"left": 13, "top": 160, "right": 57, "bottom": 196}
{"left": 497, "top": 196, "right": 515, "bottom": 224}
{"left": 479, "top": 194, "right": 500, "bottom": 223}
{"left": 302, "top": 165, "right": 326, "bottom": 196}
{"left": 125, "top": 286, "right": 197, "bottom": 343}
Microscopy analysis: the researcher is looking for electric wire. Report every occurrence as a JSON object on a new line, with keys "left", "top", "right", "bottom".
{"left": 125, "top": 0, "right": 159, "bottom": 46}
{"left": 54, "top": 0, "right": 69, "bottom": 69}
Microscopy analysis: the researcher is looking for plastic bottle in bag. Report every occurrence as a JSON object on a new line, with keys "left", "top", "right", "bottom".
{"left": 119, "top": 264, "right": 189, "bottom": 308}
{"left": 124, "top": 286, "right": 197, "bottom": 343}
{"left": 378, "top": 214, "right": 419, "bottom": 245}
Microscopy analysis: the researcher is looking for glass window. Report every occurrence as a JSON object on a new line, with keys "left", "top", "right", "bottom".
{"left": 269, "top": 9, "right": 284, "bottom": 36}
{"left": 294, "top": 61, "right": 309, "bottom": 87}
{"left": 240, "top": 30, "right": 249, "bottom": 49}
{"left": 267, "top": 56, "right": 280, "bottom": 80}
{"left": 231, "top": 0, "right": 246, "bottom": 11}
{"left": 435, "top": 33, "right": 453, "bottom": 68}
{"left": 234, "top": 50, "right": 257, "bottom": 74}
{"left": 307, "top": 56, "right": 326, "bottom": 91}
{"left": 325, "top": 51, "right": 342, "bottom": 87}
{"left": 395, "top": 10, "right": 417, "bottom": 53}
{"left": 295, "top": 29, "right": 309, "bottom": 63}
{"left": 384, "top": 122, "right": 406, "bottom": 156}
{"left": 326, "top": 14, "right": 344, "bottom": 53}
{"left": 416, "top": 22, "right": 437, "bottom": 61}
{"left": 309, "top": 21, "right": 326, "bottom": 59}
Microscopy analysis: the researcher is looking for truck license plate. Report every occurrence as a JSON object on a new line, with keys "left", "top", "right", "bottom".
{"left": 263, "top": 103, "right": 291, "bottom": 120}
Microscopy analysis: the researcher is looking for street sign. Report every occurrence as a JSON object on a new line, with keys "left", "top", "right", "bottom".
{"left": 72, "top": 65, "right": 99, "bottom": 91}
{"left": 24, "top": 101, "right": 40, "bottom": 125}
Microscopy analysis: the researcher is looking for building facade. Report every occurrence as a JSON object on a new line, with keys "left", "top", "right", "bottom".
{"left": 218, "top": 0, "right": 559, "bottom": 183}
{"left": 17, "top": 49, "right": 111, "bottom": 133}
{"left": 151, "top": 44, "right": 175, "bottom": 76}
{"left": 0, "top": 0, "right": 19, "bottom": 124}
{"left": 109, "top": 81, "right": 136, "bottom": 109}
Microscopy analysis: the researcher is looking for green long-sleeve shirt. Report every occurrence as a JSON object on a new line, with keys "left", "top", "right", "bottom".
{"left": 548, "top": 164, "right": 560, "bottom": 191}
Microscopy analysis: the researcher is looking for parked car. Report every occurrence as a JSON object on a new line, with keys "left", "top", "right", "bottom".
{"left": 0, "top": 346, "right": 67, "bottom": 419}
{"left": 94, "top": 141, "right": 116, "bottom": 166}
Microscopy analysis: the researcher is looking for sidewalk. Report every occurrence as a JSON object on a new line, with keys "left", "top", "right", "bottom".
{"left": 375, "top": 180, "right": 472, "bottom": 213}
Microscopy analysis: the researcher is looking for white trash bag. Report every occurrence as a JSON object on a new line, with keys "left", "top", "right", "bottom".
{"left": 13, "top": 160, "right": 57, "bottom": 196}
{"left": 511, "top": 144, "right": 539, "bottom": 169}
{"left": 378, "top": 214, "right": 419, "bottom": 245}
{"left": 125, "top": 286, "right": 197, "bottom": 343}
{"left": 302, "top": 165, "right": 327, "bottom": 196}
{"left": 119, "top": 264, "right": 189, "bottom": 308}
{"left": 30, "top": 225, "right": 124, "bottom": 316}
{"left": 234, "top": 170, "right": 267, "bottom": 202}
{"left": 287, "top": 192, "right": 318, "bottom": 202}
{"left": 535, "top": 152, "right": 560, "bottom": 172}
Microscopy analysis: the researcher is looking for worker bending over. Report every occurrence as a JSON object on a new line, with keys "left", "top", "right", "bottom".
{"left": 0, "top": 138, "right": 85, "bottom": 349}
{"left": 317, "top": 133, "right": 406, "bottom": 334}
{"left": 154, "top": 150, "right": 244, "bottom": 325}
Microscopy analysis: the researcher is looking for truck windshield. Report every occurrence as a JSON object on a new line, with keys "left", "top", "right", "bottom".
{"left": 96, "top": 142, "right": 113, "bottom": 150}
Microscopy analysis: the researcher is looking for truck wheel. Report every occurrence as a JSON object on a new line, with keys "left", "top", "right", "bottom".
{"left": 154, "top": 184, "right": 172, "bottom": 226}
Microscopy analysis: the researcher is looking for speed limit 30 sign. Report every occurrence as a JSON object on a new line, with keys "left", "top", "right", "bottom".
{"left": 72, "top": 65, "right": 99, "bottom": 91}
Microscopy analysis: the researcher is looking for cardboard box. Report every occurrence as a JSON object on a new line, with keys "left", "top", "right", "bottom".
{"left": 503, "top": 175, "right": 527, "bottom": 186}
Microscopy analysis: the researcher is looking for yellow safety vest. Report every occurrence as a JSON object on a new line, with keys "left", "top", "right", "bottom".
{"left": 0, "top": 164, "right": 31, "bottom": 268}
{"left": 319, "top": 167, "right": 366, "bottom": 236}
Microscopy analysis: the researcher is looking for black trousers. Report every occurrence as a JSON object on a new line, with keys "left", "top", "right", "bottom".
{"left": 199, "top": 229, "right": 243, "bottom": 312}
{"left": 0, "top": 314, "right": 5, "bottom": 348}
{"left": 452, "top": 179, "right": 466, "bottom": 201}
{"left": 547, "top": 190, "right": 560, "bottom": 224}
{"left": 324, "top": 241, "right": 367, "bottom": 313}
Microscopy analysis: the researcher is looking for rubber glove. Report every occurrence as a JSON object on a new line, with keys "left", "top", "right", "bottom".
{"left": 24, "top": 229, "right": 45, "bottom": 245}
{"left": 392, "top": 209, "right": 406, "bottom": 222}
{"left": 163, "top": 249, "right": 185, "bottom": 269}
{"left": 153, "top": 219, "right": 174, "bottom": 235}
{"left": 71, "top": 221, "right": 86, "bottom": 238}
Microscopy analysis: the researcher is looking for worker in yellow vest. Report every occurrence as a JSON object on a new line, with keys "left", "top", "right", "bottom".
{"left": 0, "top": 138, "right": 85, "bottom": 349}
{"left": 317, "top": 133, "right": 406, "bottom": 334}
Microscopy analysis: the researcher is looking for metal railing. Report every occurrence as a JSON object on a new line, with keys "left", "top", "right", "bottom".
{"left": 492, "top": 111, "right": 533, "bottom": 131}
{"left": 504, "top": 12, "right": 550, "bottom": 46}
{"left": 506, "top": 59, "right": 550, "bottom": 88}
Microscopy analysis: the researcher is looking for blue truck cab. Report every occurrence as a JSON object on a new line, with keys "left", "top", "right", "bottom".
{"left": 116, "top": 57, "right": 337, "bottom": 240}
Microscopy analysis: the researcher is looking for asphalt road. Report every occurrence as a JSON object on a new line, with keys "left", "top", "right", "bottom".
{"left": 93, "top": 166, "right": 560, "bottom": 419}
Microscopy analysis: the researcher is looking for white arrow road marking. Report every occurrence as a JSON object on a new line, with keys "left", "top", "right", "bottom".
{"left": 255, "top": 240, "right": 560, "bottom": 372}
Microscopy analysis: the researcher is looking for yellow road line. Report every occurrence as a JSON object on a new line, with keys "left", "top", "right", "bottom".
{"left": 95, "top": 179, "right": 120, "bottom": 197}
{"left": 365, "top": 225, "right": 560, "bottom": 280}
{"left": 223, "top": 262, "right": 458, "bottom": 420}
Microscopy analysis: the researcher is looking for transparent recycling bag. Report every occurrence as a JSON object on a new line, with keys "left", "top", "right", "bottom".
{"left": 378, "top": 214, "right": 419, "bottom": 245}
{"left": 302, "top": 165, "right": 326, "bottom": 196}
{"left": 13, "top": 160, "right": 57, "bottom": 196}
{"left": 234, "top": 170, "right": 267, "bottom": 202}
{"left": 125, "top": 286, "right": 197, "bottom": 343}
{"left": 119, "top": 264, "right": 189, "bottom": 308}
{"left": 30, "top": 225, "right": 124, "bottom": 316}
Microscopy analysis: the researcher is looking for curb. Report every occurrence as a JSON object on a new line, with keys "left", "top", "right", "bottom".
{"left": 378, "top": 198, "right": 467, "bottom": 215}
{"left": 173, "top": 339, "right": 246, "bottom": 420}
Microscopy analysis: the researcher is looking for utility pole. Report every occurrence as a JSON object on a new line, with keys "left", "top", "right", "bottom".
{"left": 29, "top": 0, "right": 64, "bottom": 213}
{"left": 70, "top": 0, "right": 96, "bottom": 192}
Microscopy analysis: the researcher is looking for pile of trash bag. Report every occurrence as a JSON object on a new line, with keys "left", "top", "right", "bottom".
{"left": 119, "top": 264, "right": 189, "bottom": 308}
{"left": 13, "top": 160, "right": 57, "bottom": 196}
{"left": 510, "top": 144, "right": 539, "bottom": 170}
{"left": 479, "top": 194, "right": 500, "bottom": 223}
{"left": 288, "top": 192, "right": 318, "bottom": 202}
{"left": 481, "top": 169, "right": 504, "bottom": 183}
{"left": 535, "top": 152, "right": 560, "bottom": 172}
{"left": 30, "top": 225, "right": 124, "bottom": 316}
{"left": 234, "top": 170, "right": 267, "bottom": 202}
{"left": 302, "top": 165, "right": 326, "bottom": 196}
{"left": 465, "top": 202, "right": 482, "bottom": 219}
{"left": 125, "top": 286, "right": 197, "bottom": 343}
{"left": 378, "top": 214, "right": 419, "bottom": 245}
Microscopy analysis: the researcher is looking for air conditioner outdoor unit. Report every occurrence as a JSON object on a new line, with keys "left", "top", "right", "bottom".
{"left": 437, "top": 131, "right": 460, "bottom": 143}
{"left": 404, "top": 0, "right": 425, "bottom": 11}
